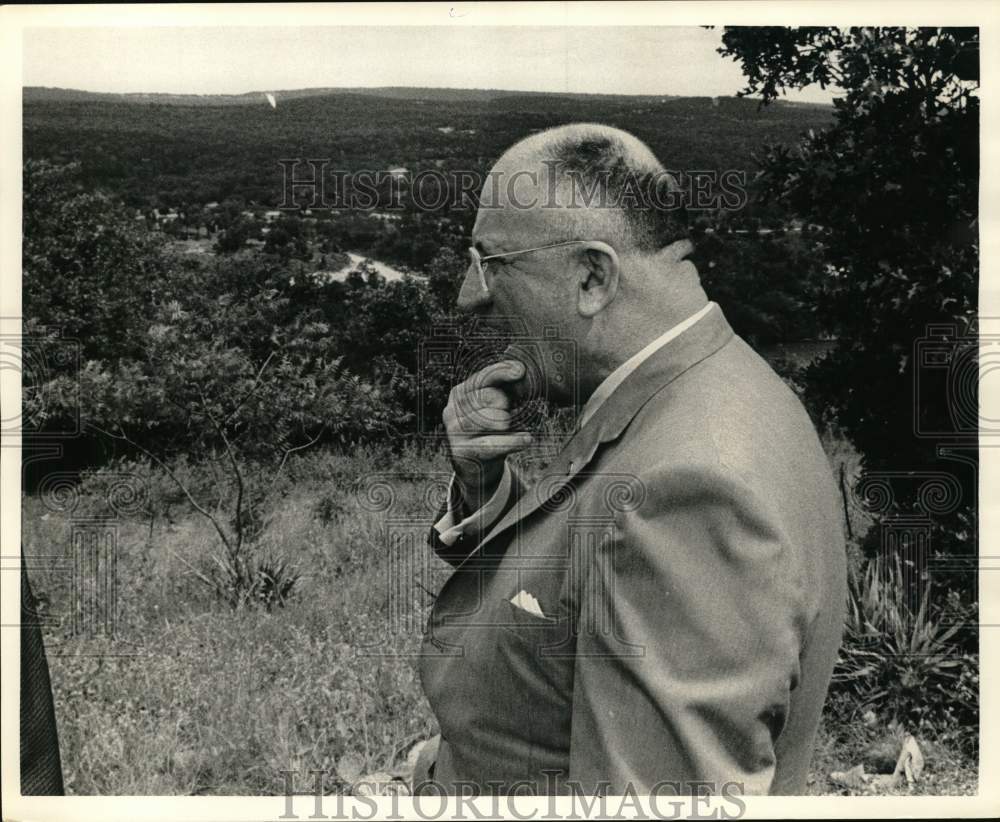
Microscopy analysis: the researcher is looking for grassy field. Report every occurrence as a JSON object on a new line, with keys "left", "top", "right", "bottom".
{"left": 22, "top": 432, "right": 977, "bottom": 796}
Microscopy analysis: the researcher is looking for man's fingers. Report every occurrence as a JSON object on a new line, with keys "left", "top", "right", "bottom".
{"left": 468, "top": 387, "right": 510, "bottom": 409}
{"left": 452, "top": 432, "right": 533, "bottom": 455}
{"left": 450, "top": 408, "right": 511, "bottom": 433}
{"left": 450, "top": 386, "right": 509, "bottom": 412}
{"left": 443, "top": 388, "right": 510, "bottom": 427}
{"left": 444, "top": 362, "right": 526, "bottom": 453}
{"left": 469, "top": 359, "right": 525, "bottom": 391}
{"left": 451, "top": 387, "right": 509, "bottom": 421}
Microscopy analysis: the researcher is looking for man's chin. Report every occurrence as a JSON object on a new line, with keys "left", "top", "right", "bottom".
{"left": 501, "top": 344, "right": 577, "bottom": 410}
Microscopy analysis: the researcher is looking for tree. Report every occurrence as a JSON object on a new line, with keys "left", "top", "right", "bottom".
{"left": 717, "top": 27, "right": 978, "bottom": 607}
{"left": 72, "top": 264, "right": 404, "bottom": 608}
{"left": 23, "top": 161, "right": 168, "bottom": 364}
{"left": 214, "top": 217, "right": 254, "bottom": 254}
{"left": 425, "top": 246, "right": 466, "bottom": 309}
{"left": 694, "top": 228, "right": 826, "bottom": 347}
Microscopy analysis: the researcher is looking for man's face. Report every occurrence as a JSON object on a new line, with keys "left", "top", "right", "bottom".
{"left": 457, "top": 168, "right": 583, "bottom": 408}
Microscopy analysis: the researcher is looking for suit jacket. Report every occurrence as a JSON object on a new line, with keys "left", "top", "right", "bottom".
{"left": 418, "top": 305, "right": 846, "bottom": 796}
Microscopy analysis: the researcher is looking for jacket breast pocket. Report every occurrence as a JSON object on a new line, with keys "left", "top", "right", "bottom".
{"left": 498, "top": 600, "right": 576, "bottom": 699}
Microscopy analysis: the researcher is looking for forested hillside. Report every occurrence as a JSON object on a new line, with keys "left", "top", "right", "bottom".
{"left": 24, "top": 88, "right": 833, "bottom": 208}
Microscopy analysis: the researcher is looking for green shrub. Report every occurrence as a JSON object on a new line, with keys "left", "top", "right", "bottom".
{"left": 833, "top": 553, "right": 978, "bottom": 733}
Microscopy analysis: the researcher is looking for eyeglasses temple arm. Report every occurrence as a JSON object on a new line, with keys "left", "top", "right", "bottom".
{"left": 479, "top": 239, "right": 588, "bottom": 263}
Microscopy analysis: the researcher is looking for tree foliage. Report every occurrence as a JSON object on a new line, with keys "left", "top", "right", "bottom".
{"left": 23, "top": 160, "right": 169, "bottom": 363}
{"left": 718, "top": 27, "right": 979, "bottom": 599}
{"left": 23, "top": 90, "right": 834, "bottom": 210}
{"left": 694, "top": 225, "right": 827, "bottom": 346}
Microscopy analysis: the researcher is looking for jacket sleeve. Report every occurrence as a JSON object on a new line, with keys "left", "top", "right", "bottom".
{"left": 426, "top": 462, "right": 524, "bottom": 567}
{"left": 567, "top": 461, "right": 814, "bottom": 795}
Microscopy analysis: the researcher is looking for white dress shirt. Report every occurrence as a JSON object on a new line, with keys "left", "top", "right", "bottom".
{"left": 434, "top": 302, "right": 716, "bottom": 546}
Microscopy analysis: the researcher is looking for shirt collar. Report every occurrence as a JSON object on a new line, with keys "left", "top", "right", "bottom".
{"left": 578, "top": 301, "right": 716, "bottom": 431}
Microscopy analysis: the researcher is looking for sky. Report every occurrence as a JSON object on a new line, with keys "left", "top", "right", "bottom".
{"left": 22, "top": 25, "right": 836, "bottom": 102}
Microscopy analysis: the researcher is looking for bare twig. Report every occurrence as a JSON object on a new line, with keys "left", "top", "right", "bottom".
{"left": 207, "top": 445, "right": 226, "bottom": 510}
{"left": 167, "top": 547, "right": 225, "bottom": 597}
{"left": 197, "top": 386, "right": 247, "bottom": 573}
{"left": 271, "top": 426, "right": 326, "bottom": 491}
{"left": 85, "top": 422, "right": 233, "bottom": 556}
{"left": 225, "top": 350, "right": 277, "bottom": 425}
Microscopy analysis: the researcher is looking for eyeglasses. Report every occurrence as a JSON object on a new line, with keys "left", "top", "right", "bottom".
{"left": 469, "top": 240, "right": 588, "bottom": 294}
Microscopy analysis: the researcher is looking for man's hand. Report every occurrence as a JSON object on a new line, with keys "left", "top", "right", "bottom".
{"left": 443, "top": 359, "right": 533, "bottom": 513}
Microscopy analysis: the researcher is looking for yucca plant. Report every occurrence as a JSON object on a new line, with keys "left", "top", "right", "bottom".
{"left": 250, "top": 554, "right": 301, "bottom": 612}
{"left": 195, "top": 549, "right": 299, "bottom": 611}
{"left": 834, "top": 552, "right": 966, "bottom": 725}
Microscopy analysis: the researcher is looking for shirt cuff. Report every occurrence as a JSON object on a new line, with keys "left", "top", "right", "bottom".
{"left": 433, "top": 463, "right": 513, "bottom": 547}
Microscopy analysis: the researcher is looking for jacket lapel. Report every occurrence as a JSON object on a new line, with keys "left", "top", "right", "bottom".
{"left": 456, "top": 304, "right": 734, "bottom": 567}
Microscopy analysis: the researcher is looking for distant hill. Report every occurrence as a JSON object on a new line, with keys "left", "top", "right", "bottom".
{"left": 23, "top": 86, "right": 834, "bottom": 209}
{"left": 23, "top": 85, "right": 834, "bottom": 109}
{"left": 25, "top": 86, "right": 691, "bottom": 106}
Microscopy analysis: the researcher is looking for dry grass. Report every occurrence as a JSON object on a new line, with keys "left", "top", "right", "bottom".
{"left": 24, "top": 443, "right": 444, "bottom": 795}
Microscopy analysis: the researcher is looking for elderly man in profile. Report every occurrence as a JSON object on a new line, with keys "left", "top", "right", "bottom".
{"left": 417, "top": 123, "right": 847, "bottom": 796}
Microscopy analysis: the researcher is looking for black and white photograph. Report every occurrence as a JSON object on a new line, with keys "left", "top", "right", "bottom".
{"left": 2, "top": 3, "right": 995, "bottom": 819}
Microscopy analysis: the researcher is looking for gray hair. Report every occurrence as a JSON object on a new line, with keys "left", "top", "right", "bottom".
{"left": 537, "top": 124, "right": 688, "bottom": 252}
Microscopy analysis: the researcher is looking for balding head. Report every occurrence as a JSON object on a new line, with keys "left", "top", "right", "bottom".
{"left": 462, "top": 123, "right": 706, "bottom": 404}
{"left": 489, "top": 123, "right": 687, "bottom": 254}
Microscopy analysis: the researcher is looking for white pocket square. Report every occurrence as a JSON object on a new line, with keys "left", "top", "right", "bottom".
{"left": 510, "top": 590, "right": 546, "bottom": 618}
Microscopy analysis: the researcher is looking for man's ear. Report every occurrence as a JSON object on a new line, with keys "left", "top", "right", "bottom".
{"left": 577, "top": 241, "right": 620, "bottom": 318}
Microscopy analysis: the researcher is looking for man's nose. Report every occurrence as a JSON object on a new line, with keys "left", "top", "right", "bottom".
{"left": 457, "top": 262, "right": 493, "bottom": 313}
